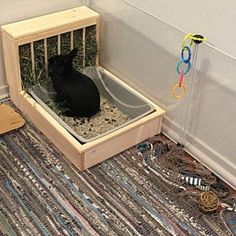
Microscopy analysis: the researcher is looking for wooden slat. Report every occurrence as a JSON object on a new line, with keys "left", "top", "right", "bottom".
{"left": 57, "top": 34, "right": 61, "bottom": 54}
{"left": 95, "top": 17, "right": 100, "bottom": 65}
{"left": 44, "top": 39, "right": 48, "bottom": 77}
{"left": 30, "top": 42, "right": 36, "bottom": 81}
{"left": 82, "top": 27, "right": 86, "bottom": 67}
{"left": 1, "top": 32, "right": 22, "bottom": 91}
{"left": 2, "top": 7, "right": 99, "bottom": 41}
{"left": 15, "top": 19, "right": 98, "bottom": 46}
{"left": 81, "top": 110, "right": 163, "bottom": 152}
{"left": 70, "top": 31, "right": 74, "bottom": 50}
{"left": 83, "top": 116, "right": 162, "bottom": 169}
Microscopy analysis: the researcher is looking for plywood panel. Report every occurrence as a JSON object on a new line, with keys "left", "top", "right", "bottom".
{"left": 2, "top": 7, "right": 99, "bottom": 40}
{"left": 83, "top": 116, "right": 162, "bottom": 169}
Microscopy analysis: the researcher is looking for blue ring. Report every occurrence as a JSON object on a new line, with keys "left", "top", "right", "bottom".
{"left": 181, "top": 46, "right": 191, "bottom": 64}
{"left": 176, "top": 60, "right": 192, "bottom": 75}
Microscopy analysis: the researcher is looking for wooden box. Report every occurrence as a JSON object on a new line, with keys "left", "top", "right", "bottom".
{"left": 1, "top": 6, "right": 165, "bottom": 171}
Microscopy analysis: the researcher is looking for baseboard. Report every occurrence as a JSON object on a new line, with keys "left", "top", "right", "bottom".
{"left": 0, "top": 85, "right": 9, "bottom": 100}
{"left": 162, "top": 116, "right": 236, "bottom": 190}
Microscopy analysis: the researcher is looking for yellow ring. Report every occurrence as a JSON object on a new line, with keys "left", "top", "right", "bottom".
{"left": 182, "top": 33, "right": 193, "bottom": 49}
{"left": 182, "top": 34, "right": 207, "bottom": 48}
{"left": 172, "top": 83, "right": 187, "bottom": 99}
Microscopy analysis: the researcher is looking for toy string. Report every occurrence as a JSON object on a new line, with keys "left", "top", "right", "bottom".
{"left": 178, "top": 44, "right": 199, "bottom": 146}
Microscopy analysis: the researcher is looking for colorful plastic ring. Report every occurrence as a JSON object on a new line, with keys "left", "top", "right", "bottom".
{"left": 176, "top": 60, "right": 191, "bottom": 75}
{"left": 172, "top": 83, "right": 187, "bottom": 99}
{"left": 182, "top": 33, "right": 193, "bottom": 49}
{"left": 181, "top": 46, "right": 191, "bottom": 64}
{"left": 178, "top": 70, "right": 184, "bottom": 87}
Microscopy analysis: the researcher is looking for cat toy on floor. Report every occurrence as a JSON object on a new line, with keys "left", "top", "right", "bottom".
{"left": 198, "top": 191, "right": 220, "bottom": 213}
{"left": 137, "top": 140, "right": 171, "bottom": 166}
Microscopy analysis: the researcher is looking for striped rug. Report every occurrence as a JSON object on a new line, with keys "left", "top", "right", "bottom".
{"left": 0, "top": 103, "right": 235, "bottom": 235}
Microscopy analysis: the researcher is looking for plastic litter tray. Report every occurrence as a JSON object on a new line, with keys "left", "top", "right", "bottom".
{"left": 29, "top": 67, "right": 155, "bottom": 143}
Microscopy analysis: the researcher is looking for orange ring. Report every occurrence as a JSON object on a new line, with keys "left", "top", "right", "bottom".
{"left": 172, "top": 83, "right": 187, "bottom": 99}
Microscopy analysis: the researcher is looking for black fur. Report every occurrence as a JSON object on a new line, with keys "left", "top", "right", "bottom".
{"left": 48, "top": 49, "right": 100, "bottom": 117}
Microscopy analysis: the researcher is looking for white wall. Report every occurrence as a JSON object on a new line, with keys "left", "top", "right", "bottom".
{"left": 89, "top": 0, "right": 236, "bottom": 188}
{"left": 0, "top": 0, "right": 85, "bottom": 98}
{"left": 126, "top": 0, "right": 236, "bottom": 59}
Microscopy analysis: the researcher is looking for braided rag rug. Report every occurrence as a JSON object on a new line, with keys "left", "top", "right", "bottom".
{"left": 0, "top": 102, "right": 236, "bottom": 236}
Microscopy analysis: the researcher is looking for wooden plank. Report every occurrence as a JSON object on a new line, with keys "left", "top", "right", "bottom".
{"left": 81, "top": 110, "right": 163, "bottom": 151}
{"left": 1, "top": 32, "right": 22, "bottom": 91}
{"left": 15, "top": 19, "right": 98, "bottom": 46}
{"left": 2, "top": 7, "right": 99, "bottom": 41}
{"left": 8, "top": 87, "right": 19, "bottom": 104}
{"left": 83, "top": 116, "right": 162, "bottom": 169}
{"left": 0, "top": 104, "right": 25, "bottom": 135}
{"left": 10, "top": 90, "right": 84, "bottom": 171}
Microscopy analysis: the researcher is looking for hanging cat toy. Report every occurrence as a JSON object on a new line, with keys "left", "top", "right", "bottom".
{"left": 172, "top": 33, "right": 206, "bottom": 99}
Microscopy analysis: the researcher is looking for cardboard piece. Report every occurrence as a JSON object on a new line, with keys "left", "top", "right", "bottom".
{"left": 0, "top": 104, "right": 25, "bottom": 134}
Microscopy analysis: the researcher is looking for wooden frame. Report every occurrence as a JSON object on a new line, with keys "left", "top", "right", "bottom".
{"left": 1, "top": 6, "right": 165, "bottom": 171}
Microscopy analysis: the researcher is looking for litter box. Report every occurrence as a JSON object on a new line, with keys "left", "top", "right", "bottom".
{"left": 29, "top": 67, "right": 155, "bottom": 143}
{"left": 1, "top": 6, "right": 165, "bottom": 170}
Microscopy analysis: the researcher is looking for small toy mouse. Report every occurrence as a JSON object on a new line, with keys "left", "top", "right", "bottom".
{"left": 48, "top": 49, "right": 100, "bottom": 117}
